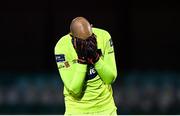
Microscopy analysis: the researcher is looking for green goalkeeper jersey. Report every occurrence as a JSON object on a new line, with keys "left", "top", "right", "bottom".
{"left": 54, "top": 27, "right": 117, "bottom": 114}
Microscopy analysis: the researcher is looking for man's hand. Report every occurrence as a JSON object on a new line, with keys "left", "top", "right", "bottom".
{"left": 73, "top": 37, "right": 87, "bottom": 64}
{"left": 85, "top": 34, "right": 101, "bottom": 65}
{"left": 72, "top": 34, "right": 101, "bottom": 65}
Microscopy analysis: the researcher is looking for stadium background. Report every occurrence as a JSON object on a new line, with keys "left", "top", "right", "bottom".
{"left": 0, "top": 0, "right": 180, "bottom": 114}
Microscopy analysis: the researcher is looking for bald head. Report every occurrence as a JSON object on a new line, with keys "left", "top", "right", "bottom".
{"left": 70, "top": 17, "right": 92, "bottom": 40}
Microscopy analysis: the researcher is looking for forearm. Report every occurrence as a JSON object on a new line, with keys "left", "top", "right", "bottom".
{"left": 59, "top": 63, "right": 87, "bottom": 96}
{"left": 95, "top": 57, "right": 117, "bottom": 84}
{"left": 68, "top": 63, "right": 87, "bottom": 95}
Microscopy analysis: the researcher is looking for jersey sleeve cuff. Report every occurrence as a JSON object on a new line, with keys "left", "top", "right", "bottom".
{"left": 94, "top": 57, "right": 104, "bottom": 70}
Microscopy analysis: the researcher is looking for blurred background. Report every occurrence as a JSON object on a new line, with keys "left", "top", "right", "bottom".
{"left": 0, "top": 0, "right": 180, "bottom": 115}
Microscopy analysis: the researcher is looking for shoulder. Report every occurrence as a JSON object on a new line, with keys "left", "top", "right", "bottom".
{"left": 92, "top": 28, "right": 111, "bottom": 38}
{"left": 92, "top": 27, "right": 111, "bottom": 42}
{"left": 54, "top": 34, "right": 71, "bottom": 54}
{"left": 92, "top": 27, "right": 111, "bottom": 46}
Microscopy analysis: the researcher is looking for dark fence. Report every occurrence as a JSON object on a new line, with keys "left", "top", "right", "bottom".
{"left": 0, "top": 71, "right": 180, "bottom": 114}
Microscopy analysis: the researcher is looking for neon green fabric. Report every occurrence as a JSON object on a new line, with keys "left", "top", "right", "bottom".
{"left": 54, "top": 28, "right": 117, "bottom": 114}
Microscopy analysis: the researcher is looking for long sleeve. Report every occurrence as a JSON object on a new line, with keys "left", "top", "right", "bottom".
{"left": 55, "top": 41, "right": 87, "bottom": 97}
{"left": 94, "top": 36, "right": 117, "bottom": 84}
{"left": 59, "top": 63, "right": 87, "bottom": 96}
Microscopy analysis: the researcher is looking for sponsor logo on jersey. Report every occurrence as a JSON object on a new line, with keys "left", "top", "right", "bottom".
{"left": 55, "top": 54, "right": 65, "bottom": 62}
{"left": 86, "top": 65, "right": 98, "bottom": 80}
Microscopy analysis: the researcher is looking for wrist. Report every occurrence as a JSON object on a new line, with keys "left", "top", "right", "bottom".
{"left": 77, "top": 58, "right": 87, "bottom": 64}
{"left": 94, "top": 57, "right": 104, "bottom": 69}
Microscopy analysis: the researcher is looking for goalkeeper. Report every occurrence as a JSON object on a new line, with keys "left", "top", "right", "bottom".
{"left": 54, "top": 17, "right": 117, "bottom": 115}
